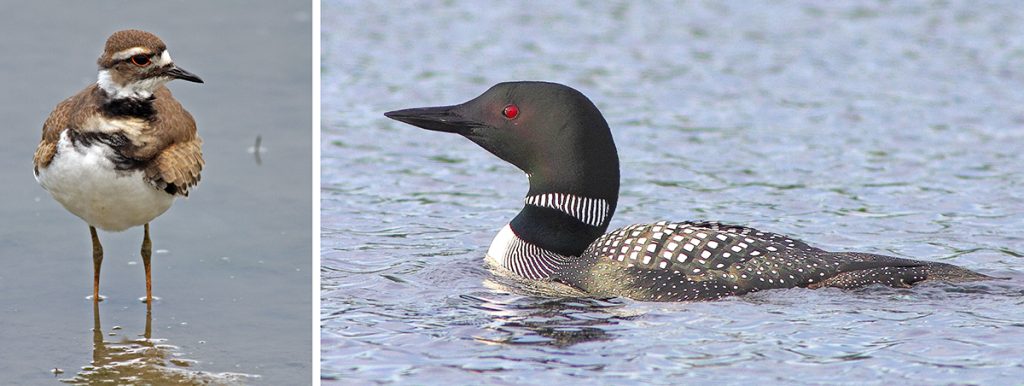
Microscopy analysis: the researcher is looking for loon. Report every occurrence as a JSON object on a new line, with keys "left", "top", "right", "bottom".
{"left": 385, "top": 81, "right": 990, "bottom": 301}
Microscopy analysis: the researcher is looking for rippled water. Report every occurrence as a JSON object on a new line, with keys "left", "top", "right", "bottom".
{"left": 322, "top": 1, "right": 1024, "bottom": 383}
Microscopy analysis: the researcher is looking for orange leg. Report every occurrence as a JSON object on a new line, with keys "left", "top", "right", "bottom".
{"left": 90, "top": 226, "right": 103, "bottom": 302}
{"left": 142, "top": 223, "right": 153, "bottom": 303}
{"left": 144, "top": 298, "right": 153, "bottom": 340}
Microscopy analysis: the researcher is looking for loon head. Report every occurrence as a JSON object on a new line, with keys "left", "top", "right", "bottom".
{"left": 385, "top": 81, "right": 620, "bottom": 201}
{"left": 96, "top": 29, "right": 203, "bottom": 100}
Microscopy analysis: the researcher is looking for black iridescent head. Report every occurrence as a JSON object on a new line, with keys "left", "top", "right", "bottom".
{"left": 385, "top": 81, "right": 620, "bottom": 202}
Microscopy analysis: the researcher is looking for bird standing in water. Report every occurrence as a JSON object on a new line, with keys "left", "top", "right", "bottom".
{"left": 34, "top": 29, "right": 204, "bottom": 303}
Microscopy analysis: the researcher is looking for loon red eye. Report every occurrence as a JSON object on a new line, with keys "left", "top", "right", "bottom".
{"left": 130, "top": 54, "right": 151, "bottom": 66}
{"left": 502, "top": 104, "right": 519, "bottom": 119}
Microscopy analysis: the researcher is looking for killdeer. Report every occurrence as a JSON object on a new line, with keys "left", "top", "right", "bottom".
{"left": 33, "top": 30, "right": 204, "bottom": 303}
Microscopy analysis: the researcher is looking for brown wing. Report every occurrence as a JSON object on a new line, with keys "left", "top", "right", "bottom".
{"left": 145, "top": 137, "right": 204, "bottom": 196}
{"left": 142, "top": 87, "right": 204, "bottom": 196}
{"left": 32, "top": 139, "right": 57, "bottom": 175}
{"left": 34, "top": 86, "right": 100, "bottom": 173}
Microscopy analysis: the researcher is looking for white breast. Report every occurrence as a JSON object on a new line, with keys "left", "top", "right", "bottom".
{"left": 35, "top": 130, "right": 174, "bottom": 231}
{"left": 485, "top": 224, "right": 516, "bottom": 268}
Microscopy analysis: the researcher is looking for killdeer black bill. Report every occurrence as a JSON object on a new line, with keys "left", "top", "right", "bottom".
{"left": 33, "top": 29, "right": 204, "bottom": 303}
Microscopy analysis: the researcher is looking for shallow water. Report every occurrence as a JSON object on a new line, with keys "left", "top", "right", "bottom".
{"left": 322, "top": 0, "right": 1024, "bottom": 383}
{"left": 0, "top": 1, "right": 312, "bottom": 384}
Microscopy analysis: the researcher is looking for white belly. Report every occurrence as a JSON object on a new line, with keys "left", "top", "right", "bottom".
{"left": 35, "top": 130, "right": 174, "bottom": 231}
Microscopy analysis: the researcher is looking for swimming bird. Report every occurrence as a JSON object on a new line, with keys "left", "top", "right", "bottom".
{"left": 385, "top": 81, "right": 989, "bottom": 301}
{"left": 34, "top": 30, "right": 204, "bottom": 303}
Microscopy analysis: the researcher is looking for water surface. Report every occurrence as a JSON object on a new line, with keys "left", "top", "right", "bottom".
{"left": 322, "top": 0, "right": 1024, "bottom": 384}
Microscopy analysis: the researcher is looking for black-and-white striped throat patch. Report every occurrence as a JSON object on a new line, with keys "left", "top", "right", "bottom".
{"left": 524, "top": 193, "right": 609, "bottom": 227}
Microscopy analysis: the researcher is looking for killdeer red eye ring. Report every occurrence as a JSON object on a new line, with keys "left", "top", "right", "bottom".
{"left": 502, "top": 104, "right": 519, "bottom": 119}
{"left": 130, "top": 54, "right": 151, "bottom": 66}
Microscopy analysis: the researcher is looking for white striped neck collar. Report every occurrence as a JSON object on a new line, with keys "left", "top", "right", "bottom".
{"left": 523, "top": 193, "right": 610, "bottom": 227}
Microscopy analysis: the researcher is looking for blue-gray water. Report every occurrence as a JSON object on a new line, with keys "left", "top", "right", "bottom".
{"left": 0, "top": 1, "right": 312, "bottom": 384}
{"left": 322, "top": 1, "right": 1024, "bottom": 384}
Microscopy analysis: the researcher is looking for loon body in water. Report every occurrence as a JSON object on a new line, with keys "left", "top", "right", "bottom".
{"left": 385, "top": 81, "right": 989, "bottom": 301}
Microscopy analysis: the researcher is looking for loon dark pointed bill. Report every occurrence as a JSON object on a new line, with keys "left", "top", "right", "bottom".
{"left": 33, "top": 30, "right": 204, "bottom": 303}
{"left": 385, "top": 81, "right": 990, "bottom": 302}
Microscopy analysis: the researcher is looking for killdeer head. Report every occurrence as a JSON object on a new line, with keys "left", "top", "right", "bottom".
{"left": 96, "top": 29, "right": 203, "bottom": 100}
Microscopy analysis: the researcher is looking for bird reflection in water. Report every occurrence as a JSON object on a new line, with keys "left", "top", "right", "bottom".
{"left": 60, "top": 302, "right": 255, "bottom": 385}
{"left": 470, "top": 277, "right": 641, "bottom": 347}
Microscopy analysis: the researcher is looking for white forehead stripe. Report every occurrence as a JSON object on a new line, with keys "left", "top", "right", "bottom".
{"left": 157, "top": 50, "right": 173, "bottom": 66}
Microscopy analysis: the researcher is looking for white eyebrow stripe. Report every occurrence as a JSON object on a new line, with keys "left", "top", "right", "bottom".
{"left": 111, "top": 48, "right": 173, "bottom": 67}
{"left": 111, "top": 47, "right": 151, "bottom": 61}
